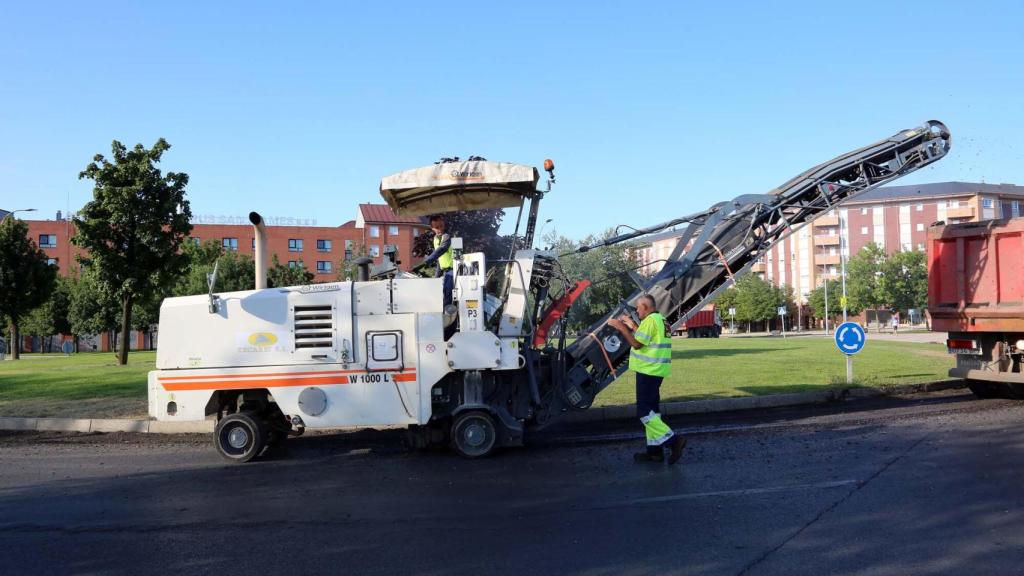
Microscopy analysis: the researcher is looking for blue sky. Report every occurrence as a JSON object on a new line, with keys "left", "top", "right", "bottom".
{"left": 2, "top": 1, "right": 1022, "bottom": 239}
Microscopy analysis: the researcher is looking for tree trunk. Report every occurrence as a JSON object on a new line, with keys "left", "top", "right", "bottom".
{"left": 118, "top": 294, "right": 132, "bottom": 365}
{"left": 10, "top": 322, "right": 20, "bottom": 360}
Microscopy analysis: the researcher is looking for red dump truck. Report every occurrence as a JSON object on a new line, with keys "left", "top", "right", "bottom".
{"left": 928, "top": 218, "right": 1024, "bottom": 397}
{"left": 674, "top": 304, "right": 721, "bottom": 338}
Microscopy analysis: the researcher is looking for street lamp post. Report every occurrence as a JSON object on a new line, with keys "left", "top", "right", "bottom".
{"left": 536, "top": 218, "right": 554, "bottom": 249}
{"left": 1, "top": 208, "right": 37, "bottom": 223}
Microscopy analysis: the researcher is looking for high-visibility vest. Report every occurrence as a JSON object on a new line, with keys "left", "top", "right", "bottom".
{"left": 434, "top": 234, "right": 453, "bottom": 270}
{"left": 628, "top": 312, "right": 671, "bottom": 377}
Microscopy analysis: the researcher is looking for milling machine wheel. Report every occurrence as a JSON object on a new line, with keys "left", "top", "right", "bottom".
{"left": 450, "top": 410, "right": 498, "bottom": 459}
{"left": 214, "top": 411, "right": 267, "bottom": 463}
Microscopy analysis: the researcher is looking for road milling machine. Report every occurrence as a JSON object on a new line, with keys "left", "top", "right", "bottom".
{"left": 149, "top": 121, "right": 951, "bottom": 461}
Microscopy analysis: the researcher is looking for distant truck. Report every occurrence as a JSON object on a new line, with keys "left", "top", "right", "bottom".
{"left": 928, "top": 218, "right": 1024, "bottom": 398}
{"left": 673, "top": 304, "right": 721, "bottom": 338}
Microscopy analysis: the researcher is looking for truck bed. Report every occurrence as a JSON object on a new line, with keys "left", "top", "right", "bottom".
{"left": 928, "top": 218, "right": 1024, "bottom": 333}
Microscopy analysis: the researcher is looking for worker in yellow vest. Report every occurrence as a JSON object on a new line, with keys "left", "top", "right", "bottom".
{"left": 608, "top": 294, "right": 687, "bottom": 464}
{"left": 423, "top": 214, "right": 454, "bottom": 306}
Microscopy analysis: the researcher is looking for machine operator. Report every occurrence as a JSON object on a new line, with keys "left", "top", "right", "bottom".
{"left": 608, "top": 294, "right": 687, "bottom": 464}
{"left": 421, "top": 214, "right": 454, "bottom": 307}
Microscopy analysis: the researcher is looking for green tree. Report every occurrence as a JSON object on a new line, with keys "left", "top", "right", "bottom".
{"left": 806, "top": 278, "right": 854, "bottom": 323}
{"left": 551, "top": 230, "right": 641, "bottom": 332}
{"left": 337, "top": 241, "right": 368, "bottom": 281}
{"left": 0, "top": 217, "right": 58, "bottom": 359}
{"left": 67, "top": 270, "right": 118, "bottom": 344}
{"left": 21, "top": 276, "right": 72, "bottom": 353}
{"left": 174, "top": 240, "right": 256, "bottom": 296}
{"left": 846, "top": 242, "right": 887, "bottom": 326}
{"left": 733, "top": 274, "right": 780, "bottom": 328}
{"left": 268, "top": 254, "right": 314, "bottom": 287}
{"left": 879, "top": 249, "right": 928, "bottom": 313}
{"left": 75, "top": 138, "right": 192, "bottom": 365}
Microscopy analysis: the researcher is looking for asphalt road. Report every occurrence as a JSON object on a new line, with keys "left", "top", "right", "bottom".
{"left": 2, "top": 390, "right": 1023, "bottom": 576}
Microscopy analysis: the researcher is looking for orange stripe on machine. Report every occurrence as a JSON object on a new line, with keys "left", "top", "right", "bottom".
{"left": 160, "top": 369, "right": 417, "bottom": 391}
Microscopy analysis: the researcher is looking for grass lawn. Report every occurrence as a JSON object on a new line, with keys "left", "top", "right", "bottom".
{"left": 594, "top": 335, "right": 954, "bottom": 407}
{"left": 0, "top": 351, "right": 154, "bottom": 418}
{"left": 0, "top": 336, "right": 954, "bottom": 418}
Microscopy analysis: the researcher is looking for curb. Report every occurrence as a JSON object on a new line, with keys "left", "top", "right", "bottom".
{"left": 0, "top": 381, "right": 966, "bottom": 435}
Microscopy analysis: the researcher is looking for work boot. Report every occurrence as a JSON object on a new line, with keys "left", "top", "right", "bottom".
{"left": 667, "top": 435, "right": 687, "bottom": 465}
{"left": 634, "top": 446, "right": 664, "bottom": 463}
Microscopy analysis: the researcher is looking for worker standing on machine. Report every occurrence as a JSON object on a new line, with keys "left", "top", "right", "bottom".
{"left": 608, "top": 294, "right": 687, "bottom": 464}
{"left": 422, "top": 214, "right": 454, "bottom": 306}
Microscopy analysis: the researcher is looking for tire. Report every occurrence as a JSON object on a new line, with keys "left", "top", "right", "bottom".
{"left": 450, "top": 410, "right": 498, "bottom": 459}
{"left": 214, "top": 412, "right": 267, "bottom": 463}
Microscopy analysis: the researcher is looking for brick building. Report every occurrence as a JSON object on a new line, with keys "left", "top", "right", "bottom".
{"left": 25, "top": 203, "right": 429, "bottom": 280}
{"left": 635, "top": 181, "right": 1024, "bottom": 303}
{"left": 17, "top": 204, "right": 429, "bottom": 352}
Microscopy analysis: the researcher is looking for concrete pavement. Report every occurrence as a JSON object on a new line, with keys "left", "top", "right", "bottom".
{"left": 2, "top": 390, "right": 1023, "bottom": 575}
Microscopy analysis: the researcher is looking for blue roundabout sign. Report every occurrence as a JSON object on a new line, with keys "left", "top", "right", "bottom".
{"left": 834, "top": 321, "right": 866, "bottom": 355}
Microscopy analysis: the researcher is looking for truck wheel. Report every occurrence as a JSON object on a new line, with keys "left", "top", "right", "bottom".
{"left": 215, "top": 412, "right": 267, "bottom": 463}
{"left": 450, "top": 411, "right": 497, "bottom": 458}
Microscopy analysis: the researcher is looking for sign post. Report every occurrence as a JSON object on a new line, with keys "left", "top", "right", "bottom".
{"left": 834, "top": 321, "right": 866, "bottom": 384}
{"left": 778, "top": 306, "right": 787, "bottom": 338}
{"left": 728, "top": 307, "right": 736, "bottom": 334}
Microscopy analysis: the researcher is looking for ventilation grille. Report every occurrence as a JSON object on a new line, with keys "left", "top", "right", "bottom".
{"left": 294, "top": 305, "right": 334, "bottom": 349}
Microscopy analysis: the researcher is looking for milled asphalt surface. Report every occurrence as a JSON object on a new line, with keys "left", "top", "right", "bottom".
{"left": 2, "top": 390, "right": 1023, "bottom": 576}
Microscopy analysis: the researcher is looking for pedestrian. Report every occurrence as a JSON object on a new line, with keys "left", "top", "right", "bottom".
{"left": 421, "top": 214, "right": 455, "bottom": 307}
{"left": 891, "top": 312, "right": 899, "bottom": 333}
{"left": 608, "top": 294, "right": 687, "bottom": 464}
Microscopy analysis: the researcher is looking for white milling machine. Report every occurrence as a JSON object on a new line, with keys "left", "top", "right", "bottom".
{"left": 150, "top": 122, "right": 951, "bottom": 461}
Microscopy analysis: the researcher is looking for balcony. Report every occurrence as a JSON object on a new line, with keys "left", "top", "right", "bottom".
{"left": 947, "top": 206, "right": 975, "bottom": 220}
{"left": 815, "top": 254, "right": 841, "bottom": 265}
{"left": 814, "top": 235, "right": 841, "bottom": 246}
{"left": 814, "top": 215, "right": 840, "bottom": 227}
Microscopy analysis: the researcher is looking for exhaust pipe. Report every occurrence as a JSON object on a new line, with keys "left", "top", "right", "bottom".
{"left": 249, "top": 212, "right": 268, "bottom": 290}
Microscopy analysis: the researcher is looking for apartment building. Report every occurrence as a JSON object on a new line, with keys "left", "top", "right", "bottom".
{"left": 635, "top": 182, "right": 1024, "bottom": 303}
{"left": 24, "top": 203, "right": 429, "bottom": 280}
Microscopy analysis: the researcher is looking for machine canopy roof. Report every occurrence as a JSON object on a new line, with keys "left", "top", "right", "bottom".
{"left": 380, "top": 161, "right": 539, "bottom": 216}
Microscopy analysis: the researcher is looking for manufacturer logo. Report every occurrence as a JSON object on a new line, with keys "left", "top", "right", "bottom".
{"left": 300, "top": 283, "right": 341, "bottom": 293}
{"left": 425, "top": 343, "right": 436, "bottom": 353}
{"left": 248, "top": 332, "right": 279, "bottom": 346}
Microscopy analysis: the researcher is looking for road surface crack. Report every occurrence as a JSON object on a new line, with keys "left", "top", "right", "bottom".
{"left": 735, "top": 434, "right": 927, "bottom": 576}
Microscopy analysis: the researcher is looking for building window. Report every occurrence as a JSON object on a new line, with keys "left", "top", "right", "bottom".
{"left": 38, "top": 234, "right": 57, "bottom": 248}
{"left": 190, "top": 237, "right": 201, "bottom": 246}
{"left": 369, "top": 225, "right": 380, "bottom": 238}
{"left": 317, "top": 239, "right": 332, "bottom": 252}
{"left": 916, "top": 204, "right": 924, "bottom": 211}
{"left": 917, "top": 243, "right": 925, "bottom": 251}
{"left": 983, "top": 198, "right": 994, "bottom": 209}
{"left": 860, "top": 226, "right": 868, "bottom": 235}
{"left": 288, "top": 239, "right": 303, "bottom": 252}
{"left": 316, "top": 260, "right": 332, "bottom": 273}
{"left": 370, "top": 244, "right": 380, "bottom": 257}
{"left": 388, "top": 225, "right": 399, "bottom": 236}
{"left": 288, "top": 260, "right": 299, "bottom": 269}
{"left": 946, "top": 199, "right": 959, "bottom": 208}
{"left": 222, "top": 238, "right": 238, "bottom": 251}
{"left": 916, "top": 223, "right": 924, "bottom": 232}
{"left": 413, "top": 229, "right": 420, "bottom": 237}
{"left": 1013, "top": 201, "right": 1021, "bottom": 218}
{"left": 252, "top": 238, "right": 256, "bottom": 250}
{"left": 46, "top": 258, "right": 58, "bottom": 266}
{"left": 860, "top": 208, "right": 868, "bottom": 215}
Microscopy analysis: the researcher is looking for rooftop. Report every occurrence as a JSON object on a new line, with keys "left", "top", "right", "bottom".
{"left": 849, "top": 181, "right": 1024, "bottom": 203}
{"left": 359, "top": 203, "right": 429, "bottom": 225}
